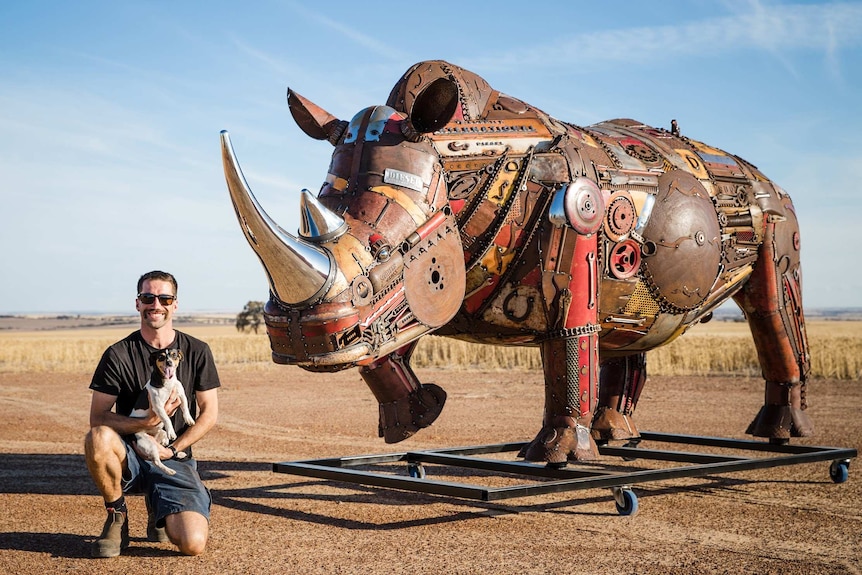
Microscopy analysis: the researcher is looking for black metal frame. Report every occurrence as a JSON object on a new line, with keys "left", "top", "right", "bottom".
{"left": 273, "top": 431, "right": 856, "bottom": 502}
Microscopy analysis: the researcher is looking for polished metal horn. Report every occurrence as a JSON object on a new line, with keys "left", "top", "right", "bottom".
{"left": 299, "top": 189, "right": 348, "bottom": 242}
{"left": 221, "top": 130, "right": 335, "bottom": 306}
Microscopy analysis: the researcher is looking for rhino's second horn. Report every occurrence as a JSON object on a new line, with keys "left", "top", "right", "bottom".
{"left": 299, "top": 190, "right": 348, "bottom": 242}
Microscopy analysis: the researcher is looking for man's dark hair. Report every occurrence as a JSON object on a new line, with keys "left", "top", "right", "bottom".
{"left": 137, "top": 271, "right": 178, "bottom": 295}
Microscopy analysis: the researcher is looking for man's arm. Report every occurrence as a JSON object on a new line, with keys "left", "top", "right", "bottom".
{"left": 168, "top": 387, "right": 218, "bottom": 454}
{"left": 89, "top": 390, "right": 172, "bottom": 435}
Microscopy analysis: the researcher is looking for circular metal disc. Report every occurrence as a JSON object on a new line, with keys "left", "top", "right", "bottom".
{"left": 640, "top": 171, "right": 721, "bottom": 310}
{"left": 604, "top": 192, "right": 636, "bottom": 241}
{"left": 564, "top": 177, "right": 605, "bottom": 235}
{"left": 403, "top": 216, "right": 466, "bottom": 328}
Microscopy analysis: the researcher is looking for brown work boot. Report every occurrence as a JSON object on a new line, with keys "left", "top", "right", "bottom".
{"left": 92, "top": 508, "right": 129, "bottom": 558}
{"left": 145, "top": 497, "right": 168, "bottom": 543}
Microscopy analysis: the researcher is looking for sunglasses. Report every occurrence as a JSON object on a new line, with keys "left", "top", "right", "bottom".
{"left": 137, "top": 293, "right": 176, "bottom": 306}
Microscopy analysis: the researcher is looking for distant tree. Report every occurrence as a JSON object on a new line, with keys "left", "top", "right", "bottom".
{"left": 235, "top": 301, "right": 264, "bottom": 333}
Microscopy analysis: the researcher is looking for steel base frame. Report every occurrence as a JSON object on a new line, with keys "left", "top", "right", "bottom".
{"left": 273, "top": 431, "right": 856, "bottom": 511}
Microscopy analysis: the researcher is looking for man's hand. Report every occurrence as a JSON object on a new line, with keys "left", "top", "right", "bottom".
{"left": 162, "top": 388, "right": 182, "bottom": 417}
{"left": 142, "top": 389, "right": 181, "bottom": 430}
{"left": 131, "top": 433, "right": 174, "bottom": 461}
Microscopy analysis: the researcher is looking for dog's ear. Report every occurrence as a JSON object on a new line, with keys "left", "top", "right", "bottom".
{"left": 149, "top": 351, "right": 159, "bottom": 366}
{"left": 176, "top": 350, "right": 184, "bottom": 362}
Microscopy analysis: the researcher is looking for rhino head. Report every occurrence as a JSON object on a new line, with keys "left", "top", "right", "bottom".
{"left": 222, "top": 78, "right": 467, "bottom": 372}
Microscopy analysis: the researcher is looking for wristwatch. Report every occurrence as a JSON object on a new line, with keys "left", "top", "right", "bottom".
{"left": 168, "top": 444, "right": 188, "bottom": 461}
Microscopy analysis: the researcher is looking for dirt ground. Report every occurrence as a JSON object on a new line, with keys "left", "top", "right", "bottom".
{"left": 0, "top": 363, "right": 859, "bottom": 574}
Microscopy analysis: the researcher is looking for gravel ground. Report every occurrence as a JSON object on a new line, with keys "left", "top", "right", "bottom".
{"left": 1, "top": 364, "right": 859, "bottom": 574}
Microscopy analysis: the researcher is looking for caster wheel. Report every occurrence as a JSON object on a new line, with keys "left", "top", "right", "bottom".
{"left": 829, "top": 460, "right": 850, "bottom": 484}
{"left": 407, "top": 463, "right": 426, "bottom": 479}
{"left": 612, "top": 487, "right": 639, "bottom": 516}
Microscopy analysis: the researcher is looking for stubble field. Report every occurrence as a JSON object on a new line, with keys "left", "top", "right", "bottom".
{"left": 0, "top": 319, "right": 859, "bottom": 574}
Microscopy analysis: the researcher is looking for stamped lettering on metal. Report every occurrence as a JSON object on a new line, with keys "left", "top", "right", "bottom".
{"left": 384, "top": 168, "right": 424, "bottom": 193}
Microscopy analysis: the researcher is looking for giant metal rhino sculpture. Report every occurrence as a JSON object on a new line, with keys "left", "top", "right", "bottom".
{"left": 221, "top": 60, "right": 811, "bottom": 464}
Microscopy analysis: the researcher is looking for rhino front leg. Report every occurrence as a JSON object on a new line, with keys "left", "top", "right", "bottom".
{"left": 359, "top": 340, "right": 447, "bottom": 444}
{"left": 520, "top": 330, "right": 600, "bottom": 465}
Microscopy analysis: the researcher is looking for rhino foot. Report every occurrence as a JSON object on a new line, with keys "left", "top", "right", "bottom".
{"left": 747, "top": 405, "right": 814, "bottom": 439}
{"left": 591, "top": 406, "right": 641, "bottom": 442}
{"left": 519, "top": 423, "right": 599, "bottom": 464}
{"left": 378, "top": 383, "right": 447, "bottom": 444}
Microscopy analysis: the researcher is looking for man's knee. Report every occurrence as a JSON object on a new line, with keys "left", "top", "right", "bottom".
{"left": 166, "top": 512, "right": 209, "bottom": 556}
{"left": 84, "top": 426, "right": 123, "bottom": 461}
{"left": 177, "top": 531, "right": 208, "bottom": 556}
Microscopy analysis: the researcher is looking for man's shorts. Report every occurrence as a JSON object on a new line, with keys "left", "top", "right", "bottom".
{"left": 121, "top": 440, "right": 211, "bottom": 528}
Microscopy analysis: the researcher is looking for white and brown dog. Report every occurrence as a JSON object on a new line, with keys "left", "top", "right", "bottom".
{"left": 131, "top": 349, "right": 195, "bottom": 475}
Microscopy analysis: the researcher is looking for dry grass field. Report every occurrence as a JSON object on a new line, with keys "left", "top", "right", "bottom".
{"left": 0, "top": 316, "right": 859, "bottom": 574}
{"left": 2, "top": 319, "right": 860, "bottom": 379}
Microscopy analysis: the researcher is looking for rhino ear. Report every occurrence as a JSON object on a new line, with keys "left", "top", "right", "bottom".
{"left": 409, "top": 77, "right": 459, "bottom": 133}
{"left": 287, "top": 89, "right": 347, "bottom": 144}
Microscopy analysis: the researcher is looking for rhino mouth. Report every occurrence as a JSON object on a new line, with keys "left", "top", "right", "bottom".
{"left": 264, "top": 300, "right": 368, "bottom": 370}
{"left": 262, "top": 296, "right": 433, "bottom": 371}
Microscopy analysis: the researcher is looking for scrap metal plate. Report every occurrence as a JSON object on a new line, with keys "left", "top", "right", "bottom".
{"left": 641, "top": 171, "right": 721, "bottom": 310}
{"left": 403, "top": 213, "right": 466, "bottom": 328}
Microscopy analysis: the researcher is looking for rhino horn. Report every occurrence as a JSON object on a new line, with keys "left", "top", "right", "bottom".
{"left": 287, "top": 89, "right": 348, "bottom": 145}
{"left": 299, "top": 189, "right": 348, "bottom": 242}
{"left": 221, "top": 130, "right": 334, "bottom": 306}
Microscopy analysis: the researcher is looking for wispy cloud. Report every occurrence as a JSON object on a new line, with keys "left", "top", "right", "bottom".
{"left": 0, "top": 1, "right": 858, "bottom": 312}
{"left": 287, "top": 3, "right": 412, "bottom": 63}
{"left": 229, "top": 35, "right": 302, "bottom": 78}
{"left": 464, "top": 2, "right": 862, "bottom": 77}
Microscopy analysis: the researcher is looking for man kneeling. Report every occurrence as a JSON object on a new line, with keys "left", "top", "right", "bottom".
{"left": 84, "top": 270, "right": 220, "bottom": 557}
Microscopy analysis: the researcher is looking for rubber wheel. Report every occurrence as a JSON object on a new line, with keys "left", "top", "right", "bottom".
{"left": 407, "top": 463, "right": 426, "bottom": 479}
{"left": 614, "top": 488, "right": 639, "bottom": 516}
{"left": 829, "top": 460, "right": 850, "bottom": 484}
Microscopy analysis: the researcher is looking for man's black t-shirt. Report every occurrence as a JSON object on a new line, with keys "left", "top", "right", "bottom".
{"left": 90, "top": 330, "right": 221, "bottom": 454}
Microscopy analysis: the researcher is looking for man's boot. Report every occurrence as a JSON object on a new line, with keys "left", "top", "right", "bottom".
{"left": 146, "top": 496, "right": 169, "bottom": 543}
{"left": 92, "top": 508, "right": 129, "bottom": 558}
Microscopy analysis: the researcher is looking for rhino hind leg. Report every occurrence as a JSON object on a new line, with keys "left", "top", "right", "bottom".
{"left": 359, "top": 341, "right": 447, "bottom": 444}
{"left": 520, "top": 334, "right": 600, "bottom": 464}
{"left": 591, "top": 353, "right": 647, "bottom": 443}
{"left": 733, "top": 215, "right": 813, "bottom": 440}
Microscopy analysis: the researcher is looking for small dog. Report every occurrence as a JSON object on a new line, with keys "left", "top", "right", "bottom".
{"left": 130, "top": 349, "right": 195, "bottom": 475}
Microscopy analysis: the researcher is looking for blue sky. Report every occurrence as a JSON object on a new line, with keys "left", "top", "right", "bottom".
{"left": 1, "top": 0, "right": 860, "bottom": 313}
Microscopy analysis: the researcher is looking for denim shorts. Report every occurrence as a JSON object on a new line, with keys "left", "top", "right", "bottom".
{"left": 122, "top": 440, "right": 211, "bottom": 528}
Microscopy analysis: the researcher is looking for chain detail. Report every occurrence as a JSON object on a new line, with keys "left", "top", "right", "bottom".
{"left": 473, "top": 178, "right": 553, "bottom": 318}
{"left": 456, "top": 151, "right": 510, "bottom": 246}
{"left": 465, "top": 148, "right": 535, "bottom": 273}
{"left": 539, "top": 323, "right": 602, "bottom": 341}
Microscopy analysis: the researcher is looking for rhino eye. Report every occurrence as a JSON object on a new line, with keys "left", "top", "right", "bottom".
{"left": 369, "top": 234, "right": 391, "bottom": 262}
